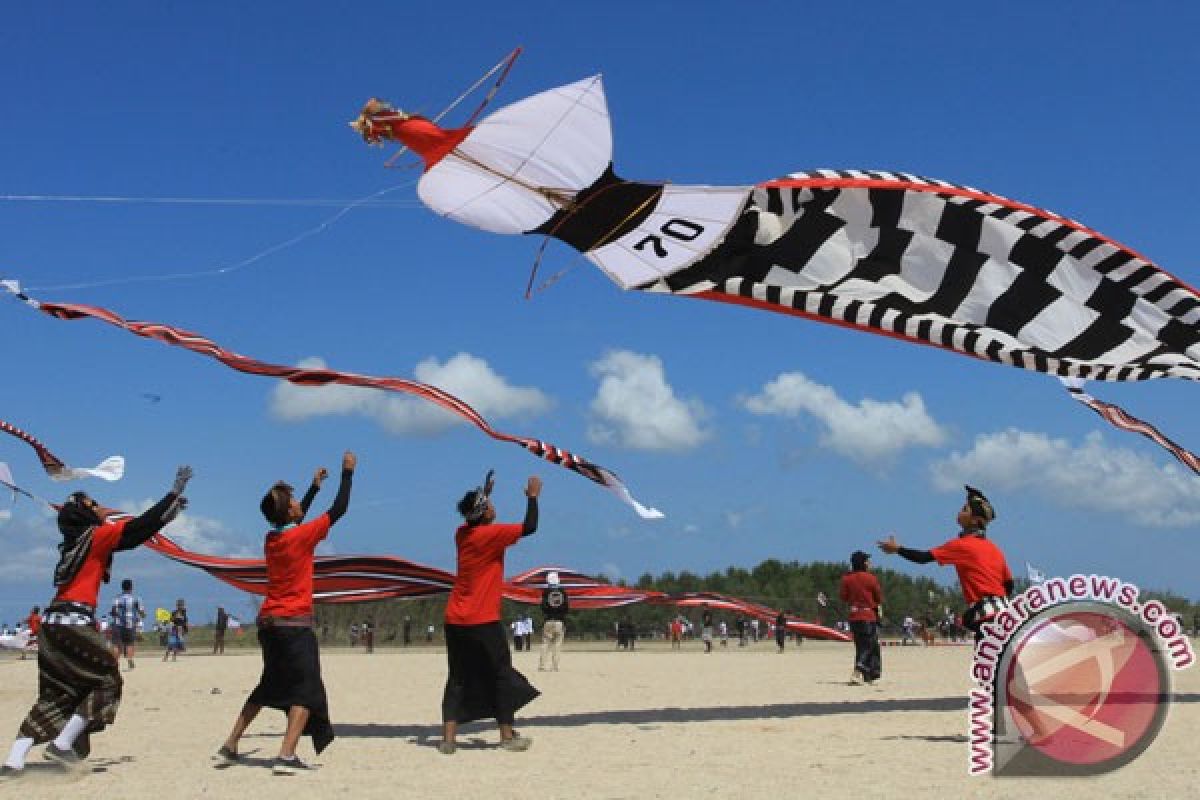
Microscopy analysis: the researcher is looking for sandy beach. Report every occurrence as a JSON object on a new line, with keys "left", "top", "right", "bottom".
{"left": 1, "top": 640, "right": 1196, "bottom": 799}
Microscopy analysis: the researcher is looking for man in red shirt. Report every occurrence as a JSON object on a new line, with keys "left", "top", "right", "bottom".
{"left": 216, "top": 452, "right": 355, "bottom": 775}
{"left": 20, "top": 607, "right": 40, "bottom": 661}
{"left": 1, "top": 466, "right": 191, "bottom": 781}
{"left": 440, "top": 470, "right": 541, "bottom": 755}
{"left": 839, "top": 551, "right": 883, "bottom": 684}
{"left": 877, "top": 485, "right": 1013, "bottom": 642}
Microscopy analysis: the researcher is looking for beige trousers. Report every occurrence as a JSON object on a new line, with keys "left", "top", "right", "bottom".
{"left": 539, "top": 620, "right": 565, "bottom": 670}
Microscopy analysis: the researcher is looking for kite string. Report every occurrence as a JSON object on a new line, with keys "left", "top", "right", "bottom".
{"left": 383, "top": 46, "right": 523, "bottom": 168}
{"left": 26, "top": 179, "right": 418, "bottom": 292}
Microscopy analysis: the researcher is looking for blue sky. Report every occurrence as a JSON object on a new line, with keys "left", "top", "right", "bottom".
{"left": 1, "top": 2, "right": 1197, "bottom": 624}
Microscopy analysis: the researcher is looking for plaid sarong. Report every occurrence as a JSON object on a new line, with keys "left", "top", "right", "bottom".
{"left": 18, "top": 622, "right": 122, "bottom": 756}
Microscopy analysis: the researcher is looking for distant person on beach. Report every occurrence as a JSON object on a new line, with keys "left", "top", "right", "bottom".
{"left": 21, "top": 607, "right": 40, "bottom": 661}
{"left": 670, "top": 617, "right": 683, "bottom": 649}
{"left": 439, "top": 471, "right": 541, "bottom": 755}
{"left": 163, "top": 599, "right": 188, "bottom": 662}
{"left": 718, "top": 619, "right": 728, "bottom": 647}
{"left": 213, "top": 606, "right": 228, "bottom": 655}
{"left": 877, "top": 485, "right": 1012, "bottom": 645}
{"left": 403, "top": 616, "right": 412, "bottom": 647}
{"left": 775, "top": 611, "right": 787, "bottom": 653}
{"left": 538, "top": 571, "right": 568, "bottom": 672}
{"left": 1, "top": 467, "right": 191, "bottom": 780}
{"left": 217, "top": 454, "right": 355, "bottom": 775}
{"left": 701, "top": 607, "right": 714, "bottom": 653}
{"left": 110, "top": 579, "right": 145, "bottom": 670}
{"left": 363, "top": 620, "right": 374, "bottom": 654}
{"left": 839, "top": 551, "right": 883, "bottom": 684}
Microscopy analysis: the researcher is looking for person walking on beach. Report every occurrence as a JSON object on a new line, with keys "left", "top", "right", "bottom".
{"left": 439, "top": 471, "right": 541, "bottom": 755}
{"left": 163, "top": 599, "right": 188, "bottom": 662}
{"left": 877, "top": 486, "right": 1012, "bottom": 643}
{"left": 701, "top": 607, "right": 714, "bottom": 653}
{"left": 775, "top": 611, "right": 787, "bottom": 653}
{"left": 1, "top": 467, "right": 192, "bottom": 781}
{"left": 216, "top": 454, "right": 355, "bottom": 775}
{"left": 839, "top": 551, "right": 883, "bottom": 684}
{"left": 110, "top": 579, "right": 145, "bottom": 670}
{"left": 669, "top": 617, "right": 683, "bottom": 649}
{"left": 538, "top": 572, "right": 569, "bottom": 672}
{"left": 213, "top": 606, "right": 228, "bottom": 655}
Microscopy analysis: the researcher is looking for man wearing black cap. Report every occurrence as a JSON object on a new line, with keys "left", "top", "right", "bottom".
{"left": 839, "top": 551, "right": 883, "bottom": 684}
{"left": 439, "top": 471, "right": 541, "bottom": 755}
{"left": 877, "top": 486, "right": 1013, "bottom": 643}
{"left": 1, "top": 466, "right": 191, "bottom": 781}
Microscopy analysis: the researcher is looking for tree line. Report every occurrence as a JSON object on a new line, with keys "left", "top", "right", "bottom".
{"left": 309, "top": 558, "right": 1198, "bottom": 643}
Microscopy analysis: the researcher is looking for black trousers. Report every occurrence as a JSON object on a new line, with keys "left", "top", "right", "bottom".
{"left": 849, "top": 621, "right": 881, "bottom": 682}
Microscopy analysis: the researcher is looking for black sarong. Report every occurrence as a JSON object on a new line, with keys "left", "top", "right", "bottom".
{"left": 19, "top": 622, "right": 122, "bottom": 756}
{"left": 442, "top": 622, "right": 539, "bottom": 725}
{"left": 850, "top": 620, "right": 882, "bottom": 682}
{"left": 247, "top": 626, "right": 334, "bottom": 753}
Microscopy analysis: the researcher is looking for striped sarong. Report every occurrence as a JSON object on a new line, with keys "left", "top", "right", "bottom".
{"left": 18, "top": 622, "right": 122, "bottom": 756}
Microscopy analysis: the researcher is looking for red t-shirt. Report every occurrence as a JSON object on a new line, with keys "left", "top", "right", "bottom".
{"left": 258, "top": 514, "right": 332, "bottom": 619}
{"left": 27, "top": 612, "right": 40, "bottom": 635}
{"left": 839, "top": 571, "right": 883, "bottom": 621}
{"left": 445, "top": 523, "right": 523, "bottom": 626}
{"left": 54, "top": 520, "right": 128, "bottom": 607}
{"left": 930, "top": 534, "right": 1012, "bottom": 605}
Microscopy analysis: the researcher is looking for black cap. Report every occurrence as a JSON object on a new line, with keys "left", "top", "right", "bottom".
{"left": 964, "top": 485, "right": 995, "bottom": 524}
{"left": 851, "top": 550, "right": 871, "bottom": 571}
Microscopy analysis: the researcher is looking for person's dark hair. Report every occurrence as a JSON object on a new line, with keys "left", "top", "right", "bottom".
{"left": 260, "top": 481, "right": 294, "bottom": 526}
{"left": 121, "top": 578, "right": 133, "bottom": 591}
{"left": 851, "top": 550, "right": 871, "bottom": 571}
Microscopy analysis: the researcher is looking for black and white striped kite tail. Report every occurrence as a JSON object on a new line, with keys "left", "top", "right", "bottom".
{"left": 650, "top": 169, "right": 1200, "bottom": 383}
{"left": 1, "top": 280, "right": 661, "bottom": 518}
{"left": 1061, "top": 378, "right": 1200, "bottom": 476}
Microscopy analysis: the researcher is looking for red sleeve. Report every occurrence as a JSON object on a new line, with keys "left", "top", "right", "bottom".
{"left": 930, "top": 537, "right": 966, "bottom": 566}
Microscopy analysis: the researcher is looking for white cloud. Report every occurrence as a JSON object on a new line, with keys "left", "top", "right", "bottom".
{"left": 587, "top": 351, "right": 709, "bottom": 451}
{"left": 270, "top": 354, "right": 552, "bottom": 436}
{"left": 127, "top": 499, "right": 254, "bottom": 557}
{"left": 0, "top": 515, "right": 59, "bottom": 582}
{"left": 930, "top": 429, "right": 1200, "bottom": 528}
{"left": 739, "top": 371, "right": 947, "bottom": 464}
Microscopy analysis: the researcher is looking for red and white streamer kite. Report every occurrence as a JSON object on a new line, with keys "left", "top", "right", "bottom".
{"left": 144, "top": 534, "right": 849, "bottom": 641}
{"left": 1, "top": 282, "right": 660, "bottom": 519}
{"left": 0, "top": 417, "right": 124, "bottom": 482}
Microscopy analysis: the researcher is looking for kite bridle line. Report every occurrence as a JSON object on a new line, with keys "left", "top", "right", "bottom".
{"left": 0, "top": 476, "right": 54, "bottom": 511}
{"left": 384, "top": 46, "right": 524, "bottom": 169}
{"left": 525, "top": 181, "right": 668, "bottom": 299}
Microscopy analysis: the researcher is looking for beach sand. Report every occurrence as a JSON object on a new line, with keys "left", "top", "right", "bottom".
{"left": 1, "top": 640, "right": 1196, "bottom": 799}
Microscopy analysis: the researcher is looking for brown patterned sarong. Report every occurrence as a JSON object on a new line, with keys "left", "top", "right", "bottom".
{"left": 18, "top": 622, "right": 122, "bottom": 756}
